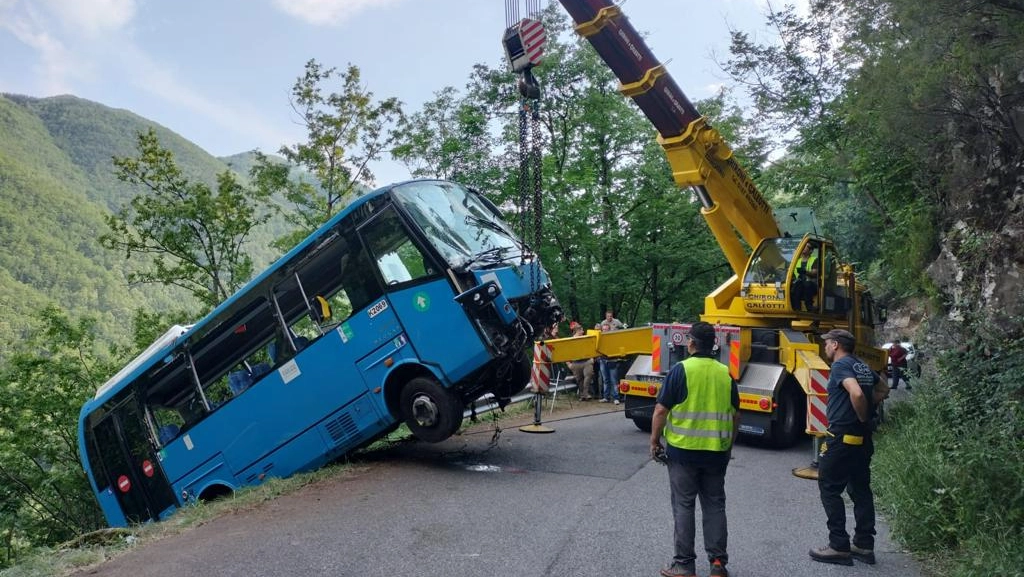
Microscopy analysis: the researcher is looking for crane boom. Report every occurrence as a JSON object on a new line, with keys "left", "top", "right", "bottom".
{"left": 555, "top": 0, "right": 779, "bottom": 278}
{"left": 536, "top": 0, "right": 886, "bottom": 450}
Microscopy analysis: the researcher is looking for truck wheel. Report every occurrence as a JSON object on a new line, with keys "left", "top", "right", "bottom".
{"left": 632, "top": 416, "right": 652, "bottom": 433}
{"left": 770, "top": 387, "right": 804, "bottom": 448}
{"left": 399, "top": 377, "right": 464, "bottom": 443}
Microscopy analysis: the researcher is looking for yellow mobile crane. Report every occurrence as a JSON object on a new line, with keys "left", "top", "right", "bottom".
{"left": 512, "top": 0, "right": 887, "bottom": 447}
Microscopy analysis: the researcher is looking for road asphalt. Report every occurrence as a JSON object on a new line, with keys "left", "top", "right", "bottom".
{"left": 74, "top": 399, "right": 923, "bottom": 577}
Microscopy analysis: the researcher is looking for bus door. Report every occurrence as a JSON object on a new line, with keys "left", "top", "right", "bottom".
{"left": 90, "top": 396, "right": 177, "bottom": 524}
{"left": 359, "top": 206, "right": 489, "bottom": 384}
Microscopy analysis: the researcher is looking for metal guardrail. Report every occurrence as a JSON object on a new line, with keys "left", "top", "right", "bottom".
{"left": 463, "top": 379, "right": 579, "bottom": 419}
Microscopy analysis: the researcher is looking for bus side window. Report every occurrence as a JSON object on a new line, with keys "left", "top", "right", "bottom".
{"left": 362, "top": 208, "right": 435, "bottom": 286}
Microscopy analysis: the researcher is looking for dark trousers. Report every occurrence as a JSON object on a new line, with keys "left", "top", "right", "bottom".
{"left": 817, "top": 434, "right": 876, "bottom": 551}
{"left": 890, "top": 366, "right": 903, "bottom": 388}
{"left": 668, "top": 460, "right": 729, "bottom": 570}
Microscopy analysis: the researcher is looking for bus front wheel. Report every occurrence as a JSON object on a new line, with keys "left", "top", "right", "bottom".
{"left": 400, "top": 377, "right": 464, "bottom": 443}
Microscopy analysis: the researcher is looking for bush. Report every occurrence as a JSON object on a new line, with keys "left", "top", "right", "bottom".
{"left": 873, "top": 334, "right": 1024, "bottom": 576}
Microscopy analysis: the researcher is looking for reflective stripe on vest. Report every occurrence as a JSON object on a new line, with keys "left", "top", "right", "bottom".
{"left": 664, "top": 357, "right": 735, "bottom": 452}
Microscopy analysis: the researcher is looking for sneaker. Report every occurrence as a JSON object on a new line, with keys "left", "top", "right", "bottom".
{"left": 850, "top": 544, "right": 876, "bottom": 564}
{"left": 598, "top": 398, "right": 609, "bottom": 403}
{"left": 660, "top": 562, "right": 696, "bottom": 577}
{"left": 710, "top": 559, "right": 729, "bottom": 577}
{"left": 809, "top": 545, "right": 853, "bottom": 566}
{"left": 613, "top": 399, "right": 620, "bottom": 405}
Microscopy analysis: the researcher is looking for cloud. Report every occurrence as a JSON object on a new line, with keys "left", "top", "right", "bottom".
{"left": 119, "top": 46, "right": 296, "bottom": 153}
{"left": 39, "top": 0, "right": 136, "bottom": 37}
{"left": 271, "top": 0, "right": 403, "bottom": 26}
{"left": 0, "top": 5, "right": 89, "bottom": 93}
{"left": 0, "top": 0, "right": 134, "bottom": 94}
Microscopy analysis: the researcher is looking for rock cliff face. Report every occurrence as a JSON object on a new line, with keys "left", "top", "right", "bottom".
{"left": 930, "top": 153, "right": 1024, "bottom": 335}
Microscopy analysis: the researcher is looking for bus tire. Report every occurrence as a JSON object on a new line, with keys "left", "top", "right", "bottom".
{"left": 632, "top": 416, "right": 652, "bottom": 433}
{"left": 400, "top": 377, "right": 464, "bottom": 443}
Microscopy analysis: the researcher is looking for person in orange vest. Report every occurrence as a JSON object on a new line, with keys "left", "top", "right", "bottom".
{"left": 650, "top": 322, "right": 740, "bottom": 577}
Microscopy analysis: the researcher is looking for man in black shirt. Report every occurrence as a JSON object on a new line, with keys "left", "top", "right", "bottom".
{"left": 809, "top": 329, "right": 881, "bottom": 566}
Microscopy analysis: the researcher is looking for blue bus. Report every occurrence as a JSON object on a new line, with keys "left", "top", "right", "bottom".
{"left": 79, "top": 179, "right": 562, "bottom": 527}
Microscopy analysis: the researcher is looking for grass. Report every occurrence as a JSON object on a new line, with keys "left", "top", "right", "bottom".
{"left": 0, "top": 465, "right": 349, "bottom": 577}
{"left": 872, "top": 349, "right": 1024, "bottom": 577}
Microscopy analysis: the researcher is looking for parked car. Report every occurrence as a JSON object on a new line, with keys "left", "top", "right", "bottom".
{"left": 881, "top": 341, "right": 921, "bottom": 379}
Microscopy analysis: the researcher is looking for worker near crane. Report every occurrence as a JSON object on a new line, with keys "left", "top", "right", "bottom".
{"left": 792, "top": 242, "right": 820, "bottom": 312}
{"left": 810, "top": 329, "right": 882, "bottom": 566}
{"left": 650, "top": 322, "right": 740, "bottom": 577}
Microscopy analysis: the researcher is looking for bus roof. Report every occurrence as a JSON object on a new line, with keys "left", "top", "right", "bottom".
{"left": 85, "top": 179, "right": 417, "bottom": 409}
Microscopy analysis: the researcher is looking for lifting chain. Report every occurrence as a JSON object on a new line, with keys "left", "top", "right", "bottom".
{"left": 529, "top": 100, "right": 542, "bottom": 295}
{"left": 505, "top": 0, "right": 544, "bottom": 295}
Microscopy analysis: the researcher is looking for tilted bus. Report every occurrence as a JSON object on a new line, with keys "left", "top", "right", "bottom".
{"left": 79, "top": 179, "right": 562, "bottom": 527}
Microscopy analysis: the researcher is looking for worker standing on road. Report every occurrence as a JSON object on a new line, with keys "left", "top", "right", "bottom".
{"left": 650, "top": 322, "right": 740, "bottom": 577}
{"left": 809, "top": 328, "right": 884, "bottom": 566}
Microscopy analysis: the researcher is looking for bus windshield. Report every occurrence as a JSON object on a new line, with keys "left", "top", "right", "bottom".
{"left": 392, "top": 181, "right": 521, "bottom": 270}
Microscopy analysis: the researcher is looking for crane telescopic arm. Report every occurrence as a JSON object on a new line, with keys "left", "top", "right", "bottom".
{"left": 555, "top": 0, "right": 780, "bottom": 277}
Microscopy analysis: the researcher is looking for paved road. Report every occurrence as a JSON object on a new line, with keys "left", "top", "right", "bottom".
{"left": 77, "top": 403, "right": 922, "bottom": 577}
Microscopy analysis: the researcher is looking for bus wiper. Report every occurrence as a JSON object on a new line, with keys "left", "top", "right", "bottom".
{"left": 465, "top": 214, "right": 514, "bottom": 238}
{"left": 459, "top": 246, "right": 518, "bottom": 270}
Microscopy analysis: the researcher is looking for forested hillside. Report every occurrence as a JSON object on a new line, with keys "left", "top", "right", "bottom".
{"left": 1, "top": 1, "right": 1022, "bottom": 574}
{"left": 0, "top": 95, "right": 195, "bottom": 351}
{"left": 0, "top": 95, "right": 290, "bottom": 352}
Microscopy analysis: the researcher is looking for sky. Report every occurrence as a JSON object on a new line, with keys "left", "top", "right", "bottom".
{"left": 0, "top": 0, "right": 800, "bottom": 185}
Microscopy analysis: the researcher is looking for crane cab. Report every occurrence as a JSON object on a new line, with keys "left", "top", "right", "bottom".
{"left": 741, "top": 235, "right": 852, "bottom": 318}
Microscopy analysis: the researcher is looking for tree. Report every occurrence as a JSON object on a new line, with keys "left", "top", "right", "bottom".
{"left": 102, "top": 129, "right": 272, "bottom": 308}
{"left": 391, "top": 85, "right": 501, "bottom": 191}
{"left": 442, "top": 5, "right": 727, "bottom": 326}
{"left": 0, "top": 307, "right": 114, "bottom": 567}
{"left": 253, "top": 60, "right": 408, "bottom": 251}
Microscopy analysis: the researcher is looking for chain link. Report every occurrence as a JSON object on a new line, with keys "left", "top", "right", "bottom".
{"left": 517, "top": 101, "right": 530, "bottom": 253}
{"left": 530, "top": 100, "right": 542, "bottom": 295}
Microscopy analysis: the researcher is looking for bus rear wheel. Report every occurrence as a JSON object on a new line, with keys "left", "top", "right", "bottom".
{"left": 400, "top": 377, "right": 464, "bottom": 443}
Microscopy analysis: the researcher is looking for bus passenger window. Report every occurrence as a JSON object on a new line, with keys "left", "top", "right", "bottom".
{"left": 362, "top": 208, "right": 434, "bottom": 286}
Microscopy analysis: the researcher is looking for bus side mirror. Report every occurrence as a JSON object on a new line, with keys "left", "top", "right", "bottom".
{"left": 878, "top": 306, "right": 888, "bottom": 323}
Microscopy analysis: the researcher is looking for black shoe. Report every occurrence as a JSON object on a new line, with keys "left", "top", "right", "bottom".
{"left": 850, "top": 545, "right": 876, "bottom": 564}
{"left": 809, "top": 545, "right": 853, "bottom": 566}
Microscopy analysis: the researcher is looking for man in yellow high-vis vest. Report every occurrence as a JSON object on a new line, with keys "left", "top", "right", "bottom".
{"left": 792, "top": 242, "right": 820, "bottom": 312}
{"left": 650, "top": 322, "right": 740, "bottom": 577}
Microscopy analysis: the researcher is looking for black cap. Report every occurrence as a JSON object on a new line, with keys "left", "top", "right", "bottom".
{"left": 689, "top": 321, "right": 717, "bottom": 348}
{"left": 821, "top": 328, "right": 855, "bottom": 347}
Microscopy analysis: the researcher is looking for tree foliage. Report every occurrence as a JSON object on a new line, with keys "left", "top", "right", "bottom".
{"left": 0, "top": 307, "right": 113, "bottom": 567}
{"left": 253, "top": 60, "right": 408, "bottom": 250}
{"left": 391, "top": 6, "right": 734, "bottom": 327}
{"left": 103, "top": 129, "right": 273, "bottom": 308}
